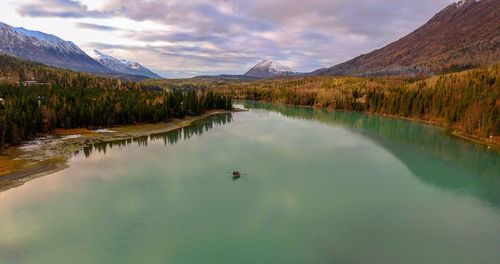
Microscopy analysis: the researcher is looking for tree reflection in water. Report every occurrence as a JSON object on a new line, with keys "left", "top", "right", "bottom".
{"left": 79, "top": 113, "right": 232, "bottom": 158}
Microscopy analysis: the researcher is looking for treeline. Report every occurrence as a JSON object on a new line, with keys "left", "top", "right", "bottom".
{"left": 242, "top": 101, "right": 499, "bottom": 179}
{"left": 243, "top": 101, "right": 500, "bottom": 206}
{"left": 199, "top": 65, "right": 499, "bottom": 140}
{"left": 0, "top": 55, "right": 231, "bottom": 147}
{"left": 0, "top": 84, "right": 231, "bottom": 146}
{"left": 0, "top": 54, "right": 147, "bottom": 90}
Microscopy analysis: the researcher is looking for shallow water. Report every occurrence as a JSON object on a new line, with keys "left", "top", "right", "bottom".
{"left": 1, "top": 101, "right": 499, "bottom": 264}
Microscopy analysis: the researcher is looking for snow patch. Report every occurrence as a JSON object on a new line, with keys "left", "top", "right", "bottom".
{"left": 18, "top": 136, "right": 56, "bottom": 151}
{"left": 61, "top": 134, "right": 82, "bottom": 140}
{"left": 88, "top": 49, "right": 160, "bottom": 78}
{"left": 453, "top": 0, "right": 480, "bottom": 8}
{"left": 1, "top": 24, "right": 85, "bottom": 54}
{"left": 94, "top": 128, "right": 116, "bottom": 133}
{"left": 244, "top": 59, "right": 295, "bottom": 77}
{"left": 253, "top": 59, "right": 293, "bottom": 73}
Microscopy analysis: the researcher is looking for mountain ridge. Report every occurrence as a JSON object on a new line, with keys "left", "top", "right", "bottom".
{"left": 0, "top": 21, "right": 161, "bottom": 80}
{"left": 89, "top": 49, "right": 162, "bottom": 79}
{"left": 0, "top": 21, "right": 110, "bottom": 74}
{"left": 313, "top": 0, "right": 499, "bottom": 76}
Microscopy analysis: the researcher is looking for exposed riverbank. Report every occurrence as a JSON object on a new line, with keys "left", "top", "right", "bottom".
{"left": 0, "top": 109, "right": 245, "bottom": 191}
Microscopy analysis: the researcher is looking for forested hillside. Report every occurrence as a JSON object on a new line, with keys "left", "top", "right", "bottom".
{"left": 1, "top": 53, "right": 498, "bottom": 147}
{"left": 198, "top": 65, "right": 499, "bottom": 143}
{"left": 314, "top": 0, "right": 500, "bottom": 76}
{"left": 0, "top": 55, "right": 231, "bottom": 146}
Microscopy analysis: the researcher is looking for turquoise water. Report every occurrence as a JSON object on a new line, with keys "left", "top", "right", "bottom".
{"left": 0, "top": 101, "right": 499, "bottom": 263}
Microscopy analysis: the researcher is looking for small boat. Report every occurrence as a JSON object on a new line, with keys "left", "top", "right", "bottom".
{"left": 232, "top": 171, "right": 241, "bottom": 177}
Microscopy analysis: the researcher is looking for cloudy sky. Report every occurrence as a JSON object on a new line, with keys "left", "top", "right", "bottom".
{"left": 0, "top": 0, "right": 456, "bottom": 78}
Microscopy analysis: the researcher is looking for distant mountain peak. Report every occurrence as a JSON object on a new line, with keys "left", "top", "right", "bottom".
{"left": 256, "top": 59, "right": 292, "bottom": 72}
{"left": 244, "top": 59, "right": 295, "bottom": 78}
{"left": 89, "top": 49, "right": 161, "bottom": 79}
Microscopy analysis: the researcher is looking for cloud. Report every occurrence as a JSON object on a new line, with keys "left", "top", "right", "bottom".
{"left": 85, "top": 41, "right": 267, "bottom": 78}
{"left": 128, "top": 31, "right": 226, "bottom": 44}
{"left": 101, "top": 0, "right": 454, "bottom": 73}
{"left": 75, "top": 22, "right": 120, "bottom": 31}
{"left": 15, "top": 0, "right": 456, "bottom": 77}
{"left": 18, "top": 0, "right": 109, "bottom": 18}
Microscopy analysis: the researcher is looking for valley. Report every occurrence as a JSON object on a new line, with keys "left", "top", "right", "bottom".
{"left": 0, "top": 0, "right": 498, "bottom": 262}
{"left": 144, "top": 65, "right": 500, "bottom": 148}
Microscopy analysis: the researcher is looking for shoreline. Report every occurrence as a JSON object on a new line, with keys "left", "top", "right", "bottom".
{"left": 235, "top": 99, "right": 500, "bottom": 150}
{"left": 0, "top": 109, "right": 246, "bottom": 192}
{"left": 0, "top": 162, "right": 68, "bottom": 192}
{"left": 1, "top": 102, "right": 496, "bottom": 192}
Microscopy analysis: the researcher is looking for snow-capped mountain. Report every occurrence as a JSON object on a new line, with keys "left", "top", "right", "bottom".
{"left": 89, "top": 50, "right": 161, "bottom": 79}
{"left": 0, "top": 21, "right": 109, "bottom": 73}
{"left": 244, "top": 59, "right": 296, "bottom": 78}
{"left": 453, "top": 0, "right": 480, "bottom": 8}
{"left": 120, "top": 59, "right": 162, "bottom": 78}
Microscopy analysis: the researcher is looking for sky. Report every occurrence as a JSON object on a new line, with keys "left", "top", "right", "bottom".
{"left": 0, "top": 0, "right": 456, "bottom": 78}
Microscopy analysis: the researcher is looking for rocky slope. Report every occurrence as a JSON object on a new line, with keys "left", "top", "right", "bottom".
{"left": 89, "top": 50, "right": 161, "bottom": 79}
{"left": 0, "top": 22, "right": 109, "bottom": 74}
{"left": 314, "top": 0, "right": 500, "bottom": 76}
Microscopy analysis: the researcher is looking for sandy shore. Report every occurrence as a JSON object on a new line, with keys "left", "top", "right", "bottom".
{"left": 0, "top": 109, "right": 246, "bottom": 192}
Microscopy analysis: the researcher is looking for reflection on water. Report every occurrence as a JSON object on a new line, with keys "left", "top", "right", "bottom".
{"left": 79, "top": 113, "right": 233, "bottom": 158}
{"left": 1, "top": 102, "right": 499, "bottom": 264}
{"left": 241, "top": 101, "right": 500, "bottom": 208}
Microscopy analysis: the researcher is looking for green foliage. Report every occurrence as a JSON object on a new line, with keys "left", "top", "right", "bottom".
{"left": 0, "top": 55, "right": 231, "bottom": 146}
{"left": 0, "top": 84, "right": 231, "bottom": 146}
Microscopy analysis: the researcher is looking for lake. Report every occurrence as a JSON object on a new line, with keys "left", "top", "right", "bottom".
{"left": 1, "top": 101, "right": 499, "bottom": 264}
